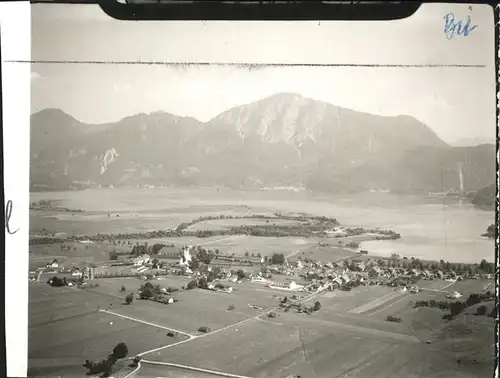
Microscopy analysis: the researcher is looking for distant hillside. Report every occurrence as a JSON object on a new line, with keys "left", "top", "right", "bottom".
{"left": 429, "top": 301, "right": 495, "bottom": 376}
{"left": 29, "top": 94, "right": 495, "bottom": 193}
{"left": 470, "top": 183, "right": 496, "bottom": 209}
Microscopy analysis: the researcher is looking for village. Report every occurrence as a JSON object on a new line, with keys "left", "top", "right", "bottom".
{"left": 32, "top": 239, "right": 494, "bottom": 309}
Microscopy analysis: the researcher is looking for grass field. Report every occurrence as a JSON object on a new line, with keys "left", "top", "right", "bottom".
{"left": 29, "top": 241, "right": 134, "bottom": 269}
{"left": 28, "top": 282, "right": 190, "bottom": 377}
{"left": 102, "top": 284, "right": 280, "bottom": 335}
{"left": 145, "top": 313, "right": 466, "bottom": 378}
{"left": 290, "top": 243, "right": 359, "bottom": 262}
{"left": 30, "top": 201, "right": 254, "bottom": 236}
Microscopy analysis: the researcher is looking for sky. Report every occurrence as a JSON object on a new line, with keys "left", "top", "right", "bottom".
{"left": 30, "top": 3, "right": 496, "bottom": 145}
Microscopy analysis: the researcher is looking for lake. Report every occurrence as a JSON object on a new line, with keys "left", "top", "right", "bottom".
{"left": 30, "top": 187, "right": 495, "bottom": 264}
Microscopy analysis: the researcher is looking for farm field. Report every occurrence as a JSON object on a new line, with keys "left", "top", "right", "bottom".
{"left": 29, "top": 241, "right": 134, "bottom": 269}
{"left": 28, "top": 283, "right": 189, "bottom": 377}
{"left": 30, "top": 200, "right": 259, "bottom": 236}
{"left": 136, "top": 364, "right": 228, "bottom": 378}
{"left": 145, "top": 314, "right": 464, "bottom": 378}
{"left": 316, "top": 285, "right": 396, "bottom": 312}
{"left": 291, "top": 244, "right": 359, "bottom": 262}
{"left": 446, "top": 279, "right": 495, "bottom": 294}
{"left": 103, "top": 285, "right": 279, "bottom": 335}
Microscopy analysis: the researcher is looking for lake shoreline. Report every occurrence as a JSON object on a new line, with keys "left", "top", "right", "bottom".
{"left": 29, "top": 188, "right": 495, "bottom": 265}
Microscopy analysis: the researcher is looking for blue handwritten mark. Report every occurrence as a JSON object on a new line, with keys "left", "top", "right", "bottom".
{"left": 5, "top": 200, "right": 19, "bottom": 235}
{"left": 443, "top": 13, "right": 477, "bottom": 40}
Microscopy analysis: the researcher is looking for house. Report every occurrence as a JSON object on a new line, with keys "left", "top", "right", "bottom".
{"left": 446, "top": 291, "right": 462, "bottom": 299}
{"left": 133, "top": 254, "right": 151, "bottom": 266}
{"left": 46, "top": 259, "right": 59, "bottom": 268}
{"left": 368, "top": 265, "right": 381, "bottom": 276}
{"left": 420, "top": 269, "right": 431, "bottom": 278}
{"left": 355, "top": 262, "right": 366, "bottom": 272}
{"left": 446, "top": 270, "right": 457, "bottom": 279}
{"left": 71, "top": 268, "right": 82, "bottom": 277}
{"left": 332, "top": 277, "right": 343, "bottom": 287}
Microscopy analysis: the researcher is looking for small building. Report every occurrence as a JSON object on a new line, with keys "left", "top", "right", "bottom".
{"left": 46, "top": 259, "right": 59, "bottom": 268}
{"left": 368, "top": 265, "right": 382, "bottom": 276}
{"left": 355, "top": 262, "right": 366, "bottom": 272}
{"left": 133, "top": 254, "right": 151, "bottom": 266}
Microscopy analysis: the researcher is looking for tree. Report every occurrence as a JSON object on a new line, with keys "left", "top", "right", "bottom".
{"left": 187, "top": 280, "right": 198, "bottom": 290}
{"left": 120, "top": 285, "right": 126, "bottom": 292}
{"left": 198, "top": 276, "right": 208, "bottom": 289}
{"left": 109, "top": 251, "right": 118, "bottom": 260}
{"left": 83, "top": 357, "right": 114, "bottom": 376}
{"left": 314, "top": 301, "right": 321, "bottom": 311}
{"left": 488, "top": 306, "right": 497, "bottom": 318}
{"left": 112, "top": 342, "right": 129, "bottom": 359}
{"left": 466, "top": 293, "right": 482, "bottom": 307}
{"left": 196, "top": 249, "right": 213, "bottom": 265}
{"left": 271, "top": 253, "right": 285, "bottom": 265}
{"left": 189, "top": 257, "right": 200, "bottom": 271}
{"left": 236, "top": 269, "right": 246, "bottom": 280}
{"left": 479, "top": 259, "right": 494, "bottom": 274}
{"left": 449, "top": 301, "right": 466, "bottom": 317}
{"left": 476, "top": 305, "right": 487, "bottom": 316}
{"left": 140, "top": 287, "right": 153, "bottom": 299}
{"left": 125, "top": 293, "right": 134, "bottom": 305}
{"left": 245, "top": 251, "right": 249, "bottom": 257}
{"left": 151, "top": 258, "right": 159, "bottom": 268}
{"left": 215, "top": 249, "right": 220, "bottom": 255}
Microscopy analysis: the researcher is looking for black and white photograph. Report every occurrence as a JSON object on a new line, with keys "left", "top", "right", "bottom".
{"left": 26, "top": 3, "right": 496, "bottom": 378}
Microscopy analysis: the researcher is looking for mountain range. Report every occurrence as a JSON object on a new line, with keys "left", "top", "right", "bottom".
{"left": 30, "top": 93, "right": 496, "bottom": 194}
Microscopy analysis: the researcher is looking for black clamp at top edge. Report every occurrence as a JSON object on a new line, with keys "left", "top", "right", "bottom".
{"left": 93, "top": 0, "right": 424, "bottom": 21}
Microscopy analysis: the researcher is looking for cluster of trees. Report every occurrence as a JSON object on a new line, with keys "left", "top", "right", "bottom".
{"left": 82, "top": 342, "right": 128, "bottom": 377}
{"left": 478, "top": 259, "right": 495, "bottom": 274}
{"left": 186, "top": 267, "right": 233, "bottom": 291}
{"left": 414, "top": 292, "right": 495, "bottom": 319}
{"left": 244, "top": 251, "right": 262, "bottom": 258}
{"left": 32, "top": 213, "right": 342, "bottom": 246}
{"left": 481, "top": 224, "right": 495, "bottom": 239}
{"left": 340, "top": 227, "right": 400, "bottom": 240}
{"left": 176, "top": 213, "right": 340, "bottom": 235}
{"left": 386, "top": 316, "right": 402, "bottom": 323}
{"left": 471, "top": 184, "right": 495, "bottom": 209}
{"left": 47, "top": 276, "right": 67, "bottom": 287}
{"left": 30, "top": 199, "right": 83, "bottom": 212}
{"left": 297, "top": 301, "right": 322, "bottom": 314}
{"left": 414, "top": 299, "right": 451, "bottom": 311}
{"left": 137, "top": 281, "right": 178, "bottom": 305}
{"left": 138, "top": 281, "right": 173, "bottom": 299}
{"left": 373, "top": 256, "right": 493, "bottom": 275}
{"left": 270, "top": 253, "right": 285, "bottom": 265}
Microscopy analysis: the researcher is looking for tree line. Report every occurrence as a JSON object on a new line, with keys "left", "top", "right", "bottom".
{"left": 413, "top": 291, "right": 495, "bottom": 319}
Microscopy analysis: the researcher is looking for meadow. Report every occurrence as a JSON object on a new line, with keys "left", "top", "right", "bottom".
{"left": 96, "top": 283, "right": 281, "bottom": 335}
{"left": 28, "top": 282, "right": 189, "bottom": 377}
{"left": 145, "top": 311, "right": 466, "bottom": 378}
